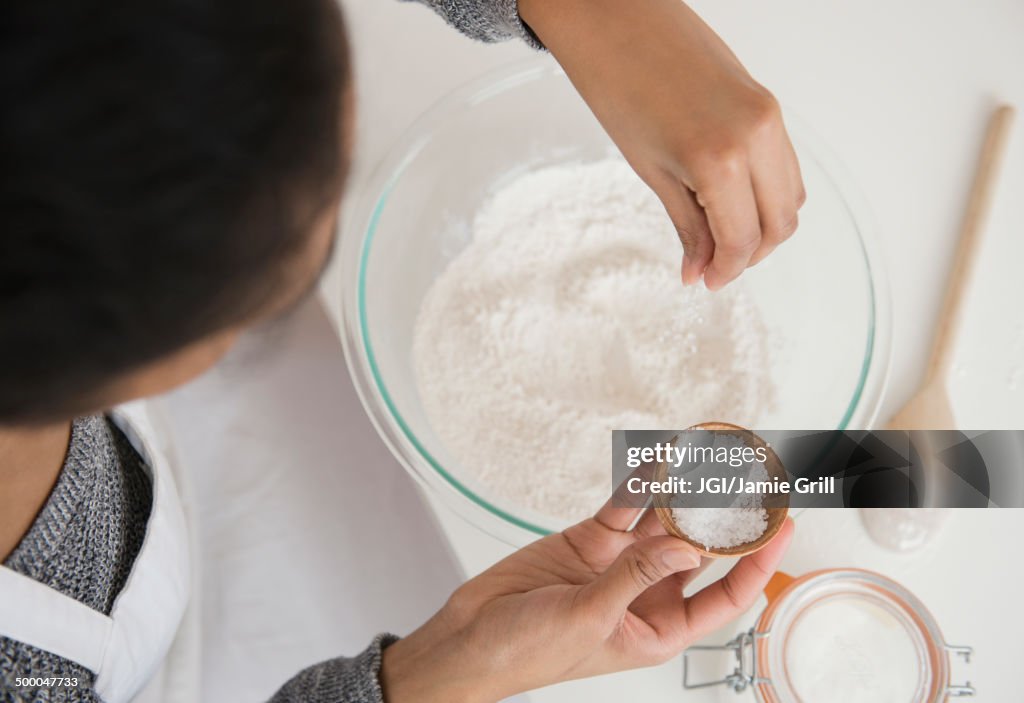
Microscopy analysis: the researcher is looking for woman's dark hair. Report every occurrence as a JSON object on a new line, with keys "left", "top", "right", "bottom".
{"left": 1, "top": 0, "right": 350, "bottom": 423}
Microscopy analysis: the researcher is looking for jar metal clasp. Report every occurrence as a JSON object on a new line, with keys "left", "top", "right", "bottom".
{"left": 682, "top": 633, "right": 976, "bottom": 698}
{"left": 944, "top": 644, "right": 975, "bottom": 697}
{"left": 682, "top": 629, "right": 773, "bottom": 692}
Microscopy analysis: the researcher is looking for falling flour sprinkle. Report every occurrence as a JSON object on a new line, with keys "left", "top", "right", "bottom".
{"left": 413, "top": 158, "right": 776, "bottom": 522}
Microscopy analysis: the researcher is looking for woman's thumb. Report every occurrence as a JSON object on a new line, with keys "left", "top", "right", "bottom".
{"left": 579, "top": 536, "right": 701, "bottom": 614}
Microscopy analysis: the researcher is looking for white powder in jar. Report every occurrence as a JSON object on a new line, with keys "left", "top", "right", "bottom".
{"left": 785, "top": 597, "right": 921, "bottom": 702}
{"left": 413, "top": 158, "right": 776, "bottom": 522}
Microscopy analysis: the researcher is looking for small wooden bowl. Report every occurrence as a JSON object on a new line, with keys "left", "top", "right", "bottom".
{"left": 653, "top": 422, "right": 789, "bottom": 558}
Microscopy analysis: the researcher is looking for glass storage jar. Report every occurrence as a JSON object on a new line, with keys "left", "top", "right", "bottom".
{"left": 684, "top": 569, "right": 974, "bottom": 701}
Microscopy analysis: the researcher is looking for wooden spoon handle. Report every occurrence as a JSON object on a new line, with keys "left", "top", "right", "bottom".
{"left": 928, "top": 104, "right": 1015, "bottom": 382}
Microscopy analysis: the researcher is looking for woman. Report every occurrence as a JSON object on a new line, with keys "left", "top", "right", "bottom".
{"left": 0, "top": 0, "right": 801, "bottom": 700}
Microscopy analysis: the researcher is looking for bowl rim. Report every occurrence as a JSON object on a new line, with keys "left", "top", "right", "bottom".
{"left": 338, "top": 57, "right": 893, "bottom": 544}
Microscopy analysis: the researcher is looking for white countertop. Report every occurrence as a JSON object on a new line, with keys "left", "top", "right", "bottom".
{"left": 319, "top": 0, "right": 1024, "bottom": 699}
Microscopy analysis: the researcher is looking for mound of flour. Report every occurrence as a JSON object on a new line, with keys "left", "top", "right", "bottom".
{"left": 413, "top": 159, "right": 775, "bottom": 522}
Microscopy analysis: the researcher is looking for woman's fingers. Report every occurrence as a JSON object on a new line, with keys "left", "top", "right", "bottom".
{"left": 593, "top": 458, "right": 658, "bottom": 532}
{"left": 577, "top": 535, "right": 702, "bottom": 616}
{"left": 677, "top": 556, "right": 713, "bottom": 590}
{"left": 748, "top": 134, "right": 804, "bottom": 266}
{"left": 630, "top": 505, "right": 669, "bottom": 540}
{"left": 697, "top": 163, "right": 762, "bottom": 291}
{"left": 670, "top": 122, "right": 805, "bottom": 290}
{"left": 627, "top": 562, "right": 707, "bottom": 639}
{"left": 649, "top": 173, "right": 714, "bottom": 286}
{"left": 682, "top": 519, "right": 794, "bottom": 640}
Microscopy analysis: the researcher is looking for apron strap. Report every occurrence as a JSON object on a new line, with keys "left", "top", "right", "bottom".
{"left": 0, "top": 565, "right": 113, "bottom": 673}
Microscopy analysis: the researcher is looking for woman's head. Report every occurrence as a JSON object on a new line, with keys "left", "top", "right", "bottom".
{"left": 0, "top": 0, "right": 351, "bottom": 424}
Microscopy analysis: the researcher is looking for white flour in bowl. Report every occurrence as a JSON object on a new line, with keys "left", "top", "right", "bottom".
{"left": 413, "top": 158, "right": 776, "bottom": 522}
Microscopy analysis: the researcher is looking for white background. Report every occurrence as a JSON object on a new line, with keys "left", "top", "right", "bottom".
{"left": 316, "top": 0, "right": 1024, "bottom": 700}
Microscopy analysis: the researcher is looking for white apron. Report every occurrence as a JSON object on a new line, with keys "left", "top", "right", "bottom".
{"left": 0, "top": 403, "right": 191, "bottom": 703}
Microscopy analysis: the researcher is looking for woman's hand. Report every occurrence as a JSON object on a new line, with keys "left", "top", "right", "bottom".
{"left": 519, "top": 0, "right": 805, "bottom": 290}
{"left": 380, "top": 497, "right": 794, "bottom": 703}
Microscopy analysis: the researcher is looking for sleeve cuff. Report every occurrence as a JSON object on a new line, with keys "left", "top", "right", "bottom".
{"left": 404, "top": 0, "right": 545, "bottom": 50}
{"left": 267, "top": 633, "right": 401, "bottom": 703}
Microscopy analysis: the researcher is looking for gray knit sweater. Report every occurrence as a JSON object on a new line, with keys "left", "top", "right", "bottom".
{"left": 404, "top": 0, "right": 542, "bottom": 47}
{"left": 0, "top": 417, "right": 397, "bottom": 703}
{"left": 1, "top": 416, "right": 152, "bottom": 702}
{"left": 0, "top": 3, "right": 535, "bottom": 701}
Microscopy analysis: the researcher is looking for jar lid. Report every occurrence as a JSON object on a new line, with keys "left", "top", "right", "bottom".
{"left": 758, "top": 570, "right": 950, "bottom": 701}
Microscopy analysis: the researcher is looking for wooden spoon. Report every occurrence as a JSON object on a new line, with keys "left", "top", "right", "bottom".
{"left": 887, "top": 105, "right": 1016, "bottom": 430}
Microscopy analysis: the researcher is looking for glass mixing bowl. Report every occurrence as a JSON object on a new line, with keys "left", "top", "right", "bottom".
{"left": 338, "top": 58, "right": 891, "bottom": 546}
